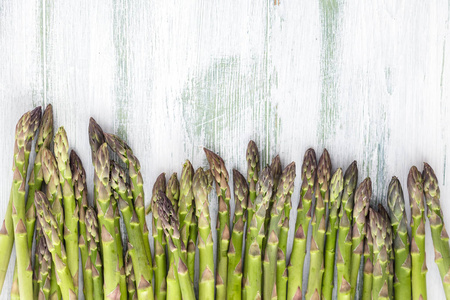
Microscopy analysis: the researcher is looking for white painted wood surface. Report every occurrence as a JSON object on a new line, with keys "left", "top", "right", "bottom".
{"left": 1, "top": 0, "right": 449, "bottom": 298}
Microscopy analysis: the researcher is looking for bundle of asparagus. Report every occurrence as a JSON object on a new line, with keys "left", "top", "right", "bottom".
{"left": 2, "top": 106, "right": 450, "bottom": 300}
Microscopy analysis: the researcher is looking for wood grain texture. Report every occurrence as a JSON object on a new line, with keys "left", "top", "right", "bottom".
{"left": 0, "top": 0, "right": 449, "bottom": 299}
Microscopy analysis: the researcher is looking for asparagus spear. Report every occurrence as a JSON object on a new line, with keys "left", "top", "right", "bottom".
{"left": 408, "top": 166, "right": 427, "bottom": 300}
{"left": 204, "top": 148, "right": 232, "bottom": 300}
{"left": 151, "top": 173, "right": 167, "bottom": 300}
{"left": 193, "top": 167, "right": 215, "bottom": 300}
{"left": 111, "top": 161, "right": 154, "bottom": 300}
{"left": 125, "top": 249, "right": 137, "bottom": 300}
{"left": 71, "top": 150, "right": 94, "bottom": 300}
{"left": 35, "top": 191, "right": 76, "bottom": 299}
{"left": 287, "top": 148, "right": 317, "bottom": 300}
{"left": 336, "top": 161, "right": 358, "bottom": 300}
{"left": 54, "top": 127, "right": 79, "bottom": 295}
{"left": 264, "top": 155, "right": 282, "bottom": 243}
{"left": 42, "top": 146, "right": 64, "bottom": 299}
{"left": 243, "top": 165, "right": 273, "bottom": 300}
{"left": 227, "top": 169, "right": 248, "bottom": 300}
{"left": 25, "top": 104, "right": 52, "bottom": 298}
{"left": 362, "top": 215, "right": 373, "bottom": 300}
{"left": 387, "top": 176, "right": 411, "bottom": 299}
{"left": 263, "top": 162, "right": 296, "bottom": 300}
{"left": 164, "top": 173, "right": 182, "bottom": 300}
{"left": 177, "top": 161, "right": 196, "bottom": 283}
{"left": 322, "top": 168, "right": 344, "bottom": 300}
{"left": 349, "top": 177, "right": 372, "bottom": 299}
{"left": 370, "top": 208, "right": 389, "bottom": 300}
{"left": 9, "top": 107, "right": 42, "bottom": 299}
{"left": 105, "top": 132, "right": 152, "bottom": 267}
{"left": 158, "top": 191, "right": 196, "bottom": 300}
{"left": 93, "top": 143, "right": 122, "bottom": 298}
{"left": 423, "top": 163, "right": 450, "bottom": 298}
{"left": 36, "top": 237, "right": 52, "bottom": 300}
{"left": 247, "top": 140, "right": 260, "bottom": 225}
{"left": 305, "top": 149, "right": 331, "bottom": 300}
{"left": 86, "top": 207, "right": 104, "bottom": 300}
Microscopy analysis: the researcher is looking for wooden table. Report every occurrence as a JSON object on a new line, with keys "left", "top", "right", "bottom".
{"left": 0, "top": 1, "right": 449, "bottom": 298}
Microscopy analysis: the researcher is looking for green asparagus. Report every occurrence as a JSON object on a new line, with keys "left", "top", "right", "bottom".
{"left": 243, "top": 165, "right": 273, "bottom": 300}
{"left": 71, "top": 150, "right": 93, "bottom": 300}
{"left": 111, "top": 161, "right": 154, "bottom": 300}
{"left": 362, "top": 215, "right": 373, "bottom": 300}
{"left": 305, "top": 149, "right": 331, "bottom": 300}
{"left": 370, "top": 208, "right": 389, "bottom": 300}
{"left": 10, "top": 107, "right": 41, "bottom": 299}
{"left": 287, "top": 148, "right": 317, "bottom": 300}
{"left": 349, "top": 177, "right": 372, "bottom": 299}
{"left": 408, "top": 166, "right": 427, "bottom": 300}
{"left": 322, "top": 168, "right": 344, "bottom": 300}
{"left": 423, "top": 163, "right": 450, "bottom": 298}
{"left": 86, "top": 207, "right": 104, "bottom": 300}
{"left": 387, "top": 176, "right": 411, "bottom": 300}
{"left": 263, "top": 162, "right": 296, "bottom": 300}
{"left": 336, "top": 161, "right": 358, "bottom": 300}
{"left": 193, "top": 167, "right": 215, "bottom": 300}
{"left": 151, "top": 173, "right": 167, "bottom": 300}
{"left": 204, "top": 148, "right": 232, "bottom": 300}
{"left": 54, "top": 127, "right": 79, "bottom": 295}
{"left": 227, "top": 169, "right": 248, "bottom": 300}
{"left": 35, "top": 191, "right": 76, "bottom": 299}
{"left": 158, "top": 191, "right": 196, "bottom": 300}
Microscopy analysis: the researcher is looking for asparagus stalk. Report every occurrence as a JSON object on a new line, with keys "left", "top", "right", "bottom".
{"left": 370, "top": 208, "right": 389, "bottom": 300}
{"left": 387, "top": 176, "right": 411, "bottom": 299}
{"left": 158, "top": 191, "right": 196, "bottom": 300}
{"left": 111, "top": 173, "right": 129, "bottom": 300}
{"left": 349, "top": 177, "right": 372, "bottom": 299}
{"left": 408, "top": 166, "right": 427, "bottom": 300}
{"left": 165, "top": 173, "right": 182, "bottom": 300}
{"left": 362, "top": 215, "right": 373, "bottom": 300}
{"left": 305, "top": 149, "right": 331, "bottom": 300}
{"left": 36, "top": 237, "right": 52, "bottom": 300}
{"left": 71, "top": 150, "right": 94, "bottom": 300}
{"left": 111, "top": 161, "right": 154, "bottom": 300}
{"left": 54, "top": 127, "right": 79, "bottom": 295}
{"left": 9, "top": 107, "right": 42, "bottom": 300}
{"left": 287, "top": 148, "right": 317, "bottom": 300}
{"left": 423, "top": 163, "right": 450, "bottom": 298}
{"left": 105, "top": 132, "right": 152, "bottom": 267}
{"left": 322, "top": 168, "right": 344, "bottom": 300}
{"left": 178, "top": 161, "right": 197, "bottom": 282}
{"left": 227, "top": 169, "right": 249, "bottom": 300}
{"left": 243, "top": 165, "right": 273, "bottom": 300}
{"left": 42, "top": 146, "right": 64, "bottom": 299}
{"left": 86, "top": 207, "right": 104, "bottom": 300}
{"left": 125, "top": 249, "right": 137, "bottom": 300}
{"left": 193, "top": 167, "right": 215, "bottom": 300}
{"left": 246, "top": 140, "right": 260, "bottom": 225}
{"left": 179, "top": 161, "right": 194, "bottom": 233}
{"left": 336, "top": 161, "right": 358, "bottom": 300}
{"left": 35, "top": 191, "right": 76, "bottom": 299}
{"left": 277, "top": 217, "right": 289, "bottom": 300}
{"left": 151, "top": 173, "right": 167, "bottom": 300}
{"left": 204, "top": 148, "right": 232, "bottom": 300}
{"left": 26, "top": 104, "right": 52, "bottom": 298}
{"left": 264, "top": 155, "right": 282, "bottom": 244}
{"left": 263, "top": 162, "right": 296, "bottom": 300}
{"left": 93, "top": 143, "right": 121, "bottom": 298}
